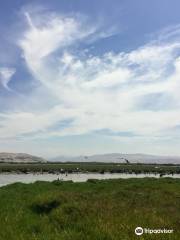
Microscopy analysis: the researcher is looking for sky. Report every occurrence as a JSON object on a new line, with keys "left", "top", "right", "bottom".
{"left": 0, "top": 0, "right": 180, "bottom": 158}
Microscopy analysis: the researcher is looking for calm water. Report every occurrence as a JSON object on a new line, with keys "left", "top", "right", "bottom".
{"left": 0, "top": 173, "right": 180, "bottom": 187}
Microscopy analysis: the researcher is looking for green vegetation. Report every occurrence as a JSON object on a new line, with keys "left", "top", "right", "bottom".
{"left": 0, "top": 178, "right": 180, "bottom": 239}
{"left": 0, "top": 162, "right": 180, "bottom": 175}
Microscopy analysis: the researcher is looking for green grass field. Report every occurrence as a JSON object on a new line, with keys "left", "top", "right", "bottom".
{"left": 0, "top": 178, "right": 179, "bottom": 240}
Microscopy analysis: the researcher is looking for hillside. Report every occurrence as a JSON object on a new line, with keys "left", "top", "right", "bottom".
{"left": 51, "top": 153, "right": 180, "bottom": 164}
{"left": 0, "top": 153, "right": 46, "bottom": 163}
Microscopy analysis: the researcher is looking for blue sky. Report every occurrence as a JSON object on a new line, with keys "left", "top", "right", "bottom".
{"left": 0, "top": 0, "right": 180, "bottom": 157}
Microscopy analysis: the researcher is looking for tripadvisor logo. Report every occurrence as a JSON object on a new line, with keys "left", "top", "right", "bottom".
{"left": 135, "top": 227, "right": 143, "bottom": 235}
{"left": 135, "top": 226, "right": 174, "bottom": 235}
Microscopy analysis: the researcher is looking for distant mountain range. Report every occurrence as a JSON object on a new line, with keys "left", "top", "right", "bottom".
{"left": 51, "top": 153, "right": 180, "bottom": 164}
{"left": 0, "top": 153, "right": 46, "bottom": 163}
{"left": 1, "top": 152, "right": 180, "bottom": 164}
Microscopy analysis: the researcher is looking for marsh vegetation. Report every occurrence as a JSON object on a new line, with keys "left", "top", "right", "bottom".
{"left": 0, "top": 162, "right": 180, "bottom": 175}
{"left": 0, "top": 178, "right": 179, "bottom": 239}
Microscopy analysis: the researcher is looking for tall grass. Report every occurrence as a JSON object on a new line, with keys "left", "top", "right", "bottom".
{"left": 0, "top": 178, "right": 179, "bottom": 239}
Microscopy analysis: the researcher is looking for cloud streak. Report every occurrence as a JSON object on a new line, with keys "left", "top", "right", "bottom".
{"left": 0, "top": 67, "right": 16, "bottom": 90}
{"left": 0, "top": 9, "right": 180, "bottom": 146}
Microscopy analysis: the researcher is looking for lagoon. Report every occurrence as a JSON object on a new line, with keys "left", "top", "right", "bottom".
{"left": 0, "top": 172, "right": 180, "bottom": 187}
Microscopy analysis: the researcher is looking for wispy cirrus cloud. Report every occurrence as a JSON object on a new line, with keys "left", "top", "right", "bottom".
{"left": 0, "top": 67, "right": 16, "bottom": 90}
{"left": 0, "top": 7, "right": 180, "bottom": 147}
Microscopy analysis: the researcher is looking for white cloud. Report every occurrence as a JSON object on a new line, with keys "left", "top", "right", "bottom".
{"left": 19, "top": 12, "right": 96, "bottom": 77}
{"left": 0, "top": 67, "right": 16, "bottom": 90}
{"left": 0, "top": 10, "right": 180, "bottom": 148}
